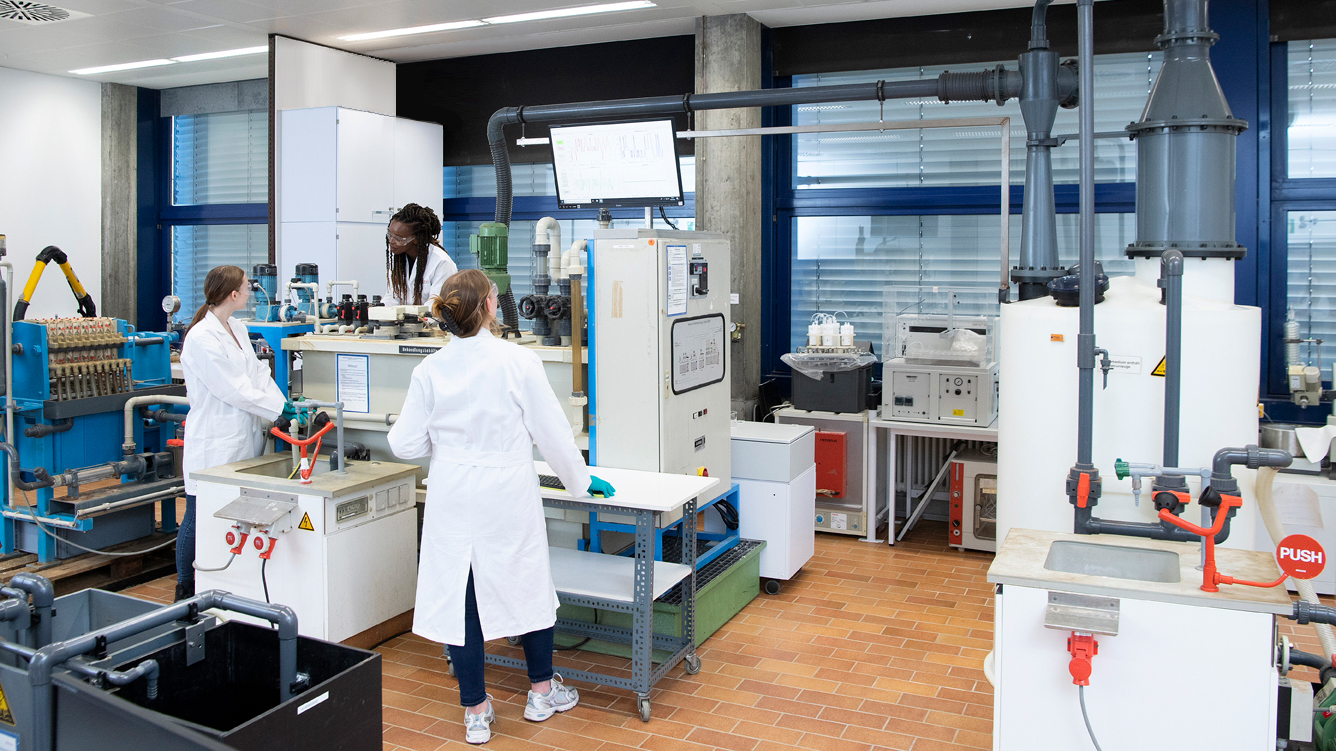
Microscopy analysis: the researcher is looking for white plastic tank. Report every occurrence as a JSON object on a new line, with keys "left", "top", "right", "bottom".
{"left": 996, "top": 257, "right": 1262, "bottom": 549}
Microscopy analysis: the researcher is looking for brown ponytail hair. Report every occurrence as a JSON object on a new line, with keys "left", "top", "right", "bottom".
{"left": 186, "top": 265, "right": 247, "bottom": 334}
{"left": 430, "top": 269, "right": 496, "bottom": 338}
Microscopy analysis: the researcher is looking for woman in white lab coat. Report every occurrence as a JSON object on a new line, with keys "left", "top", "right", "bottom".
{"left": 387, "top": 269, "right": 613, "bottom": 745}
{"left": 178, "top": 265, "right": 290, "bottom": 602}
{"left": 385, "top": 203, "right": 458, "bottom": 306}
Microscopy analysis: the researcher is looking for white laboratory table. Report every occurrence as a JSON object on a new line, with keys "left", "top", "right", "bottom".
{"left": 867, "top": 415, "right": 998, "bottom": 545}
{"left": 484, "top": 461, "right": 718, "bottom": 722}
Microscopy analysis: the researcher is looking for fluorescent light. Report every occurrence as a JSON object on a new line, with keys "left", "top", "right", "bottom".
{"left": 482, "top": 1, "right": 656, "bottom": 24}
{"left": 340, "top": 19, "right": 484, "bottom": 42}
{"left": 172, "top": 46, "right": 268, "bottom": 63}
{"left": 338, "top": 1, "right": 654, "bottom": 42}
{"left": 70, "top": 59, "right": 175, "bottom": 75}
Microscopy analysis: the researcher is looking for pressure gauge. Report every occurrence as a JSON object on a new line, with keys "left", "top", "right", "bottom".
{"left": 161, "top": 295, "right": 181, "bottom": 315}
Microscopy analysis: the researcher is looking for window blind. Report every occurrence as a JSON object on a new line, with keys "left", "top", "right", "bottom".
{"left": 171, "top": 225, "right": 269, "bottom": 319}
{"left": 791, "top": 213, "right": 1138, "bottom": 352}
{"left": 1289, "top": 39, "right": 1336, "bottom": 179}
{"left": 172, "top": 111, "right": 268, "bottom": 205}
{"left": 791, "top": 52, "right": 1161, "bottom": 189}
{"left": 445, "top": 157, "right": 696, "bottom": 198}
{"left": 1287, "top": 211, "right": 1336, "bottom": 375}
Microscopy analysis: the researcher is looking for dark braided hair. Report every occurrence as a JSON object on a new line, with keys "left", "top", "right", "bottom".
{"left": 386, "top": 203, "right": 442, "bottom": 306}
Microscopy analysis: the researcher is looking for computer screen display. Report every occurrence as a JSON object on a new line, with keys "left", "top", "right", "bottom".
{"left": 551, "top": 119, "right": 684, "bottom": 209}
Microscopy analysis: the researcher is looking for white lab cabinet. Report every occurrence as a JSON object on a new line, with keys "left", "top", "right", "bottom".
{"left": 279, "top": 106, "right": 442, "bottom": 294}
{"left": 731, "top": 421, "right": 817, "bottom": 581}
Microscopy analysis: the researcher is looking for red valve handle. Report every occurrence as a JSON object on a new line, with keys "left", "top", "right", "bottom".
{"left": 269, "top": 421, "right": 333, "bottom": 448}
{"left": 166, "top": 439, "right": 183, "bottom": 447}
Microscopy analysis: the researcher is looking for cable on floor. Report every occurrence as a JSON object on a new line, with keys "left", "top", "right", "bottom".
{"left": 1079, "top": 685, "right": 1103, "bottom": 751}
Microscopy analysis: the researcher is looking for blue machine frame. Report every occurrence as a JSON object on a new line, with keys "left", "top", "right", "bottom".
{"left": 2, "top": 319, "right": 184, "bottom": 562}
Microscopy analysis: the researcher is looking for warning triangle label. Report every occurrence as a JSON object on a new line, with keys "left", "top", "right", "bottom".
{"left": 1150, "top": 357, "right": 1166, "bottom": 377}
{"left": 298, "top": 513, "right": 314, "bottom": 532}
{"left": 0, "top": 680, "right": 16, "bottom": 724}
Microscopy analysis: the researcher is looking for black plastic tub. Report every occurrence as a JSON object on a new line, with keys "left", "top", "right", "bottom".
{"left": 109, "top": 621, "right": 380, "bottom": 751}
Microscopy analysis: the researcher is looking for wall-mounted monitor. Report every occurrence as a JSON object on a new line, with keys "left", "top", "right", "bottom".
{"left": 551, "top": 119, "right": 684, "bottom": 209}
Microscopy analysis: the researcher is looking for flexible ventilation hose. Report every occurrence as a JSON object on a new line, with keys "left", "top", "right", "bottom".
{"left": 1255, "top": 465, "right": 1336, "bottom": 660}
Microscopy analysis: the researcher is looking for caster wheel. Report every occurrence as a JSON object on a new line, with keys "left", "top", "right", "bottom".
{"left": 506, "top": 636, "right": 521, "bottom": 646}
{"left": 447, "top": 661, "right": 455, "bottom": 677}
{"left": 638, "top": 697, "right": 651, "bottom": 722}
{"left": 683, "top": 654, "right": 701, "bottom": 675}
{"left": 763, "top": 579, "right": 781, "bottom": 596}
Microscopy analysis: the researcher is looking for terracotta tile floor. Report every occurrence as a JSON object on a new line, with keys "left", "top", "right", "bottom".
{"left": 127, "top": 519, "right": 1002, "bottom": 750}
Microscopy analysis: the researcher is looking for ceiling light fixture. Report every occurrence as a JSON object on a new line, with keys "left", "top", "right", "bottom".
{"left": 482, "top": 0, "right": 656, "bottom": 25}
{"left": 172, "top": 45, "right": 268, "bottom": 63}
{"left": 70, "top": 58, "right": 175, "bottom": 75}
{"left": 340, "top": 19, "right": 485, "bottom": 42}
{"left": 339, "top": 1, "right": 655, "bottom": 42}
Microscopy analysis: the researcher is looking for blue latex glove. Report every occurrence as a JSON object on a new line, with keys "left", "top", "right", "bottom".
{"left": 280, "top": 401, "right": 303, "bottom": 426}
{"left": 588, "top": 476, "right": 616, "bottom": 498}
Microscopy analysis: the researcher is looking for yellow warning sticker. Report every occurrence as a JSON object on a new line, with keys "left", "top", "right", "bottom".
{"left": 951, "top": 409, "right": 965, "bottom": 417}
{"left": 1150, "top": 357, "right": 1166, "bottom": 377}
{"left": 0, "top": 679, "right": 16, "bottom": 724}
{"left": 298, "top": 513, "right": 315, "bottom": 532}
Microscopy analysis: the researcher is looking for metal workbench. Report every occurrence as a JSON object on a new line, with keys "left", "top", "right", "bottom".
{"left": 481, "top": 462, "right": 719, "bottom": 722}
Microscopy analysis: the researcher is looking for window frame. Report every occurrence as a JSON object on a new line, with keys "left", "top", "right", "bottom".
{"left": 1270, "top": 39, "right": 1336, "bottom": 404}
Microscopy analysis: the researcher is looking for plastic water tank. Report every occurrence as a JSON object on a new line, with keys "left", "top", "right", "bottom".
{"left": 996, "top": 258, "right": 1261, "bottom": 549}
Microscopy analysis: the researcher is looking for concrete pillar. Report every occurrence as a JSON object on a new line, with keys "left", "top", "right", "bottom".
{"left": 101, "top": 83, "right": 137, "bottom": 323}
{"left": 695, "top": 14, "right": 763, "bottom": 420}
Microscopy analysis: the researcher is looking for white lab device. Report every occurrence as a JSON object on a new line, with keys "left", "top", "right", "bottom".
{"left": 881, "top": 312, "right": 998, "bottom": 426}
{"left": 592, "top": 230, "right": 732, "bottom": 499}
{"left": 730, "top": 421, "right": 817, "bottom": 584}
{"left": 191, "top": 454, "right": 420, "bottom": 643}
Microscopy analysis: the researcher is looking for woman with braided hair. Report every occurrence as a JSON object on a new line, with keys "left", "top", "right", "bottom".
{"left": 385, "top": 203, "right": 458, "bottom": 306}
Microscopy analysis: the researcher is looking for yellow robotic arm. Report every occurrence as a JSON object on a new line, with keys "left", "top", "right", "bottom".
{"left": 14, "top": 246, "right": 97, "bottom": 320}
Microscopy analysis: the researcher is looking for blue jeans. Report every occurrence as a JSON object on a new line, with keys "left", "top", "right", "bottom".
{"left": 448, "top": 570, "right": 554, "bottom": 708}
{"left": 176, "top": 494, "right": 195, "bottom": 584}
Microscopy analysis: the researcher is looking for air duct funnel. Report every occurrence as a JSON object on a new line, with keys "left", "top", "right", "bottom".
{"left": 1126, "top": 0, "right": 1247, "bottom": 262}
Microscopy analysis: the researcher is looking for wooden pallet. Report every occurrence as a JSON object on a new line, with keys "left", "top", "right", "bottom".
{"left": 0, "top": 532, "right": 178, "bottom": 596}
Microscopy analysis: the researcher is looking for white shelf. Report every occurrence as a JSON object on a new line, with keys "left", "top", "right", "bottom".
{"left": 535, "top": 461, "right": 718, "bottom": 513}
{"left": 548, "top": 546, "right": 692, "bottom": 603}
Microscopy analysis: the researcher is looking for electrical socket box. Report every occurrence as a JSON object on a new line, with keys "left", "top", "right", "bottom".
{"left": 592, "top": 230, "right": 732, "bottom": 493}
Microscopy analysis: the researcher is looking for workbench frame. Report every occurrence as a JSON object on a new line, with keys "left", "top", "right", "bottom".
{"left": 483, "top": 495, "right": 700, "bottom": 722}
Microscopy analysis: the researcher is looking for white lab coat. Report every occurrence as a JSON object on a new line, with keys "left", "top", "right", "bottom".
{"left": 389, "top": 245, "right": 458, "bottom": 306}
{"left": 180, "top": 312, "right": 286, "bottom": 495}
{"left": 387, "top": 329, "right": 591, "bottom": 646}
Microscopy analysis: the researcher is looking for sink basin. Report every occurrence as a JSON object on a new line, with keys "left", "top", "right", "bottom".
{"left": 235, "top": 453, "right": 336, "bottom": 480}
{"left": 1043, "top": 540, "right": 1181, "bottom": 583}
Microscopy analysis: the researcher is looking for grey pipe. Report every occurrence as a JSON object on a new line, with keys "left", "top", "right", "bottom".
{"left": 1288, "top": 648, "right": 1330, "bottom": 672}
{"left": 1210, "top": 445, "right": 1292, "bottom": 488}
{"left": 301, "top": 400, "right": 346, "bottom": 473}
{"left": 1030, "top": 0, "right": 1055, "bottom": 49}
{"left": 139, "top": 406, "right": 185, "bottom": 424}
{"left": 1076, "top": 0, "right": 1096, "bottom": 467}
{"left": 9, "top": 573, "right": 53, "bottom": 648}
{"left": 0, "top": 442, "right": 53, "bottom": 492}
{"left": 61, "top": 657, "right": 160, "bottom": 700}
{"left": 486, "top": 74, "right": 1021, "bottom": 226}
{"left": 1162, "top": 250, "right": 1184, "bottom": 468}
{"left": 23, "top": 419, "right": 71, "bottom": 439}
{"left": 27, "top": 589, "right": 300, "bottom": 751}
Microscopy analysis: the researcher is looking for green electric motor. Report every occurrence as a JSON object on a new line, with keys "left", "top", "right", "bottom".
{"left": 469, "top": 222, "right": 512, "bottom": 298}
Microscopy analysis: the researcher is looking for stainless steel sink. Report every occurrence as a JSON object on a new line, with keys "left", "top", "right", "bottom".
{"left": 1043, "top": 540, "right": 1181, "bottom": 583}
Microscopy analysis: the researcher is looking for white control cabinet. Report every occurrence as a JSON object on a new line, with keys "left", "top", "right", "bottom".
{"left": 279, "top": 106, "right": 443, "bottom": 302}
{"left": 592, "top": 230, "right": 732, "bottom": 487}
{"left": 731, "top": 421, "right": 816, "bottom": 581}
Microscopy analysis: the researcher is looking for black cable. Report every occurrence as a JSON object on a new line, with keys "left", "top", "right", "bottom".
{"left": 261, "top": 558, "right": 270, "bottom": 604}
{"left": 1079, "top": 685, "right": 1103, "bottom": 751}
{"left": 553, "top": 637, "right": 591, "bottom": 651}
{"left": 715, "top": 499, "right": 739, "bottom": 530}
{"left": 658, "top": 206, "right": 679, "bottom": 230}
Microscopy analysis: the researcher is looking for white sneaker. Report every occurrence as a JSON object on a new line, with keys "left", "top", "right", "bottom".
{"left": 464, "top": 696, "right": 495, "bottom": 744}
{"left": 524, "top": 674, "right": 579, "bottom": 721}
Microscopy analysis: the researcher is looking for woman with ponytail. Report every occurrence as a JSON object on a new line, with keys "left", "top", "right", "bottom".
{"left": 385, "top": 203, "right": 457, "bottom": 306}
{"left": 387, "top": 269, "right": 614, "bottom": 745}
{"left": 177, "top": 265, "right": 290, "bottom": 601}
